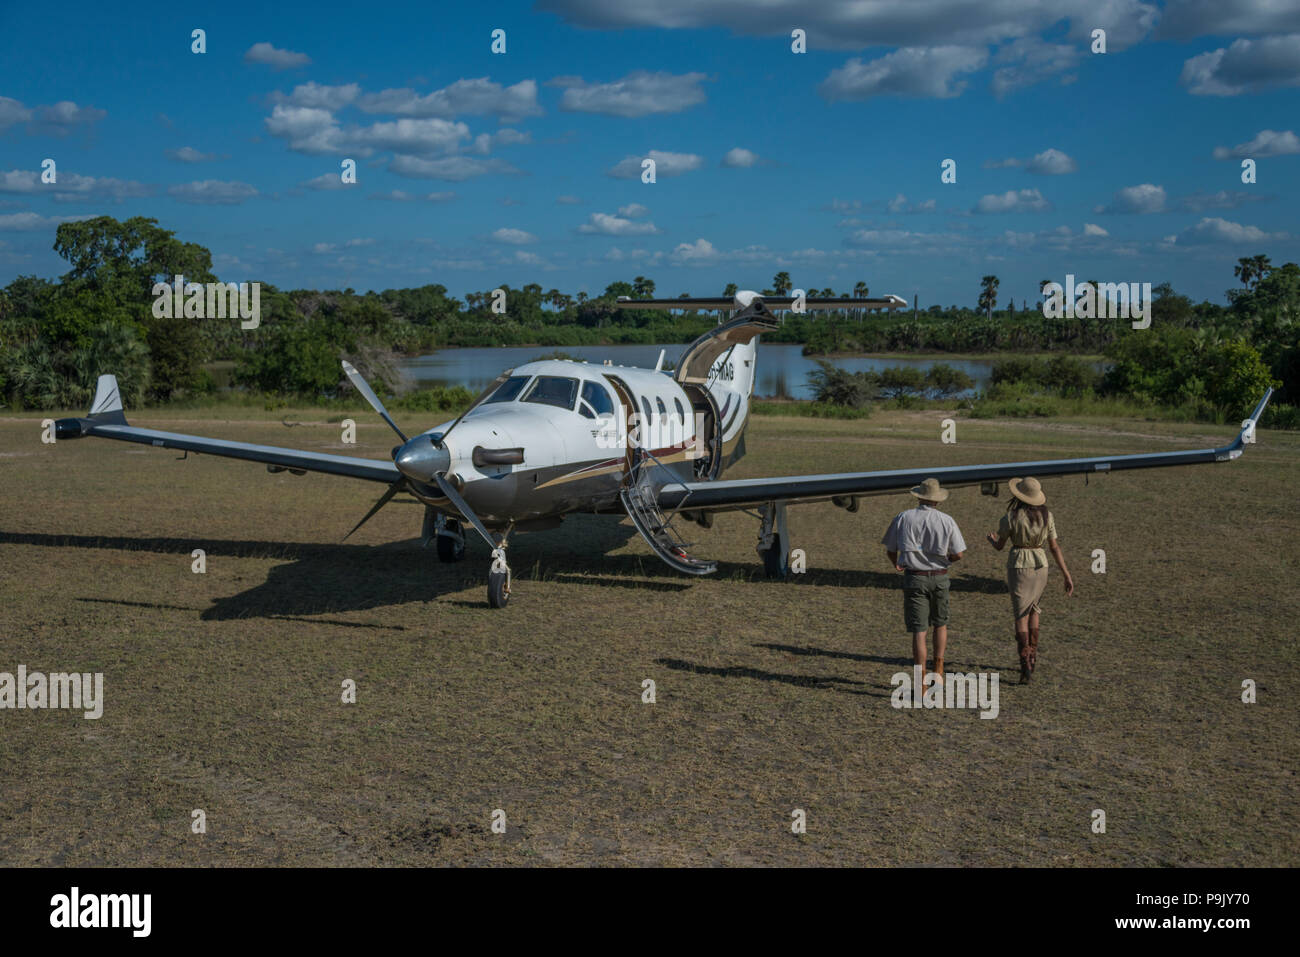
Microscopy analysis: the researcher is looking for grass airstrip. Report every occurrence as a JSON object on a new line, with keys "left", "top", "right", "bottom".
{"left": 1, "top": 406, "right": 1296, "bottom": 865}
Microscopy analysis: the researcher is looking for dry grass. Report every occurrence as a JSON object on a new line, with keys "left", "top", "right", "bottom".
{"left": 1, "top": 406, "right": 1297, "bottom": 866}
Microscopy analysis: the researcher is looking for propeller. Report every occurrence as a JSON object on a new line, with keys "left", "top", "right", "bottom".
{"left": 434, "top": 473, "right": 499, "bottom": 551}
{"left": 340, "top": 359, "right": 409, "bottom": 540}
{"left": 342, "top": 360, "right": 407, "bottom": 443}
{"left": 339, "top": 360, "right": 501, "bottom": 555}
{"left": 343, "top": 482, "right": 402, "bottom": 541}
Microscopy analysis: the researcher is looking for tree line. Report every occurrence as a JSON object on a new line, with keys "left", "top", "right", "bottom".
{"left": 0, "top": 216, "right": 1295, "bottom": 428}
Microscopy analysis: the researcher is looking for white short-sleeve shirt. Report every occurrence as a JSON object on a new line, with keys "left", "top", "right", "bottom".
{"left": 881, "top": 504, "right": 967, "bottom": 571}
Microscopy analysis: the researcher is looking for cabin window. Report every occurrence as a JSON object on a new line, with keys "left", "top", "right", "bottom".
{"left": 656, "top": 397, "right": 667, "bottom": 417}
{"left": 484, "top": 375, "right": 531, "bottom": 404}
{"left": 674, "top": 398, "right": 686, "bottom": 423}
{"left": 640, "top": 396, "right": 653, "bottom": 425}
{"left": 522, "top": 376, "right": 579, "bottom": 410}
{"left": 580, "top": 380, "right": 615, "bottom": 418}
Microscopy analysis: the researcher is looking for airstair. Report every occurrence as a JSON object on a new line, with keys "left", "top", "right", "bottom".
{"left": 619, "top": 449, "right": 717, "bottom": 576}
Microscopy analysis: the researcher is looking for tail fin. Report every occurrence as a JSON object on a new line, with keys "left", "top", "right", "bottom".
{"left": 88, "top": 374, "right": 127, "bottom": 424}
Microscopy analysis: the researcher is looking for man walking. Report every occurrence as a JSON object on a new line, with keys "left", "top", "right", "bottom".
{"left": 881, "top": 478, "right": 966, "bottom": 686}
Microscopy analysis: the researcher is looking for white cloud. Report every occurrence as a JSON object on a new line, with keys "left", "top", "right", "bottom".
{"left": 491, "top": 227, "right": 537, "bottom": 244}
{"left": 270, "top": 82, "right": 360, "bottom": 111}
{"left": 1179, "top": 190, "right": 1267, "bottom": 212}
{"left": 1212, "top": 129, "right": 1300, "bottom": 160}
{"left": 617, "top": 203, "right": 648, "bottom": 218}
{"left": 577, "top": 212, "right": 659, "bottom": 235}
{"left": 1024, "top": 148, "right": 1078, "bottom": 174}
{"left": 536, "top": 0, "right": 1157, "bottom": 51}
{"left": 263, "top": 105, "right": 345, "bottom": 154}
{"left": 1096, "top": 183, "right": 1166, "bottom": 214}
{"left": 367, "top": 189, "right": 456, "bottom": 202}
{"left": 348, "top": 117, "right": 470, "bottom": 156}
{"left": 821, "top": 46, "right": 988, "bottom": 100}
{"left": 554, "top": 71, "right": 707, "bottom": 117}
{"left": 0, "top": 211, "right": 95, "bottom": 231}
{"left": 0, "top": 96, "right": 33, "bottom": 131}
{"left": 607, "top": 149, "right": 704, "bottom": 178}
{"left": 1181, "top": 35, "right": 1300, "bottom": 95}
{"left": 973, "top": 188, "right": 1051, "bottom": 213}
{"left": 1083, "top": 223, "right": 1109, "bottom": 236}
{"left": 166, "top": 146, "right": 217, "bottom": 163}
{"left": 302, "top": 173, "right": 354, "bottom": 191}
{"left": 388, "top": 155, "right": 518, "bottom": 181}
{"left": 1159, "top": 1, "right": 1300, "bottom": 40}
{"left": 243, "top": 42, "right": 311, "bottom": 70}
{"left": 29, "top": 101, "right": 106, "bottom": 135}
{"left": 886, "top": 194, "right": 937, "bottom": 214}
{"left": 357, "top": 78, "right": 542, "bottom": 122}
{"left": 990, "top": 37, "right": 1082, "bottom": 97}
{"left": 721, "top": 147, "right": 759, "bottom": 168}
{"left": 556, "top": 194, "right": 583, "bottom": 205}
{"left": 669, "top": 238, "right": 718, "bottom": 263}
{"left": 1171, "top": 217, "right": 1288, "bottom": 244}
{"left": 167, "top": 180, "right": 259, "bottom": 205}
{"left": 471, "top": 128, "right": 531, "bottom": 154}
{"left": 0, "top": 170, "right": 150, "bottom": 202}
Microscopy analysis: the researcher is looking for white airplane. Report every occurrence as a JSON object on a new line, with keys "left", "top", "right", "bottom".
{"left": 54, "top": 289, "right": 1272, "bottom": 608}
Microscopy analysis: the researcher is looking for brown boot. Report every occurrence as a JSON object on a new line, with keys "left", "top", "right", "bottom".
{"left": 1016, "top": 633, "right": 1032, "bottom": 684}
{"left": 1027, "top": 627, "right": 1040, "bottom": 674}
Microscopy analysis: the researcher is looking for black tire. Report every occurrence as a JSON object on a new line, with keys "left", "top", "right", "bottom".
{"left": 488, "top": 570, "right": 510, "bottom": 608}
{"left": 761, "top": 533, "right": 786, "bottom": 579}
{"left": 436, "top": 521, "right": 466, "bottom": 562}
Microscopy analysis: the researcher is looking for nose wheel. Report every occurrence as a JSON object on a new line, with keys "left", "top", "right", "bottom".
{"left": 488, "top": 550, "right": 511, "bottom": 609}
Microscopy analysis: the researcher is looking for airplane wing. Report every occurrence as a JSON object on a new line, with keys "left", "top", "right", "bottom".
{"left": 657, "top": 389, "right": 1274, "bottom": 513}
{"left": 616, "top": 295, "right": 907, "bottom": 312}
{"left": 53, "top": 374, "right": 401, "bottom": 484}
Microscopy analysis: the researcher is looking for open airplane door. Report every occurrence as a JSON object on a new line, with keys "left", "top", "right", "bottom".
{"left": 673, "top": 310, "right": 778, "bottom": 481}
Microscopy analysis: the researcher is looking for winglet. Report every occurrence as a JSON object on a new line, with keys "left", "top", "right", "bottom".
{"left": 1218, "top": 387, "right": 1273, "bottom": 460}
{"left": 88, "top": 374, "right": 127, "bottom": 424}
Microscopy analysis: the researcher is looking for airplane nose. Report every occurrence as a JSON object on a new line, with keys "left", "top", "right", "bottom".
{"left": 394, "top": 434, "right": 451, "bottom": 483}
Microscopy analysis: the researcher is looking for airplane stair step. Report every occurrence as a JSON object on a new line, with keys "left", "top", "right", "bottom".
{"left": 620, "top": 481, "right": 717, "bottom": 576}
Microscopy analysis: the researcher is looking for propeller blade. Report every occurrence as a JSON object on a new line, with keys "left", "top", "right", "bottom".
{"left": 343, "top": 481, "right": 402, "bottom": 541}
{"left": 341, "top": 360, "right": 407, "bottom": 443}
{"left": 434, "top": 473, "right": 497, "bottom": 550}
{"left": 436, "top": 368, "right": 513, "bottom": 447}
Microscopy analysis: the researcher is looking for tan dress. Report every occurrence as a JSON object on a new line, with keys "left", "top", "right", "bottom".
{"left": 999, "top": 509, "right": 1057, "bottom": 619}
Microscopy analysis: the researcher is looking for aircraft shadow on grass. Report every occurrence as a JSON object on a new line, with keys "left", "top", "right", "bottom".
{"left": 1, "top": 511, "right": 1005, "bottom": 618}
{"left": 653, "top": 657, "right": 891, "bottom": 699}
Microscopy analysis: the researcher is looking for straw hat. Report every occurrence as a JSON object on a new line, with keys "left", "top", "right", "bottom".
{"left": 909, "top": 477, "right": 949, "bottom": 502}
{"left": 1008, "top": 476, "right": 1046, "bottom": 506}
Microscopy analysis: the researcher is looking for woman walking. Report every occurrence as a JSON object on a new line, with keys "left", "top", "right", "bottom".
{"left": 987, "top": 477, "right": 1074, "bottom": 683}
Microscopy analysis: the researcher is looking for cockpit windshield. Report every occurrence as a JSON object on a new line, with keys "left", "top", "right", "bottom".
{"left": 483, "top": 375, "right": 531, "bottom": 404}
{"left": 522, "top": 376, "right": 579, "bottom": 410}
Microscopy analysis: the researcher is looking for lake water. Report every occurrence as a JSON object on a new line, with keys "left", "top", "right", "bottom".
{"left": 397, "top": 343, "right": 1002, "bottom": 400}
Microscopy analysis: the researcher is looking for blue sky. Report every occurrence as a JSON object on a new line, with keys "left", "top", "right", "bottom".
{"left": 2, "top": 0, "right": 1298, "bottom": 307}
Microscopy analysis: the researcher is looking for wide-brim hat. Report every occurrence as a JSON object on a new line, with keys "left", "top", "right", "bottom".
{"left": 1008, "top": 476, "right": 1046, "bottom": 506}
{"left": 909, "top": 477, "right": 949, "bottom": 502}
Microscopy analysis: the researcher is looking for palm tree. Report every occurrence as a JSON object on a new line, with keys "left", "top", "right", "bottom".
{"left": 632, "top": 275, "right": 656, "bottom": 298}
{"left": 853, "top": 280, "right": 868, "bottom": 322}
{"left": 723, "top": 282, "right": 738, "bottom": 298}
{"left": 1234, "top": 256, "right": 1256, "bottom": 290}
{"left": 978, "top": 275, "right": 999, "bottom": 319}
{"left": 1253, "top": 254, "right": 1273, "bottom": 288}
{"left": 771, "top": 272, "right": 792, "bottom": 296}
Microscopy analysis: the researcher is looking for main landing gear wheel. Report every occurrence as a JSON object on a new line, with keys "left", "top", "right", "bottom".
{"left": 436, "top": 519, "right": 466, "bottom": 562}
{"left": 761, "top": 533, "right": 786, "bottom": 579}
{"left": 488, "top": 569, "right": 510, "bottom": 608}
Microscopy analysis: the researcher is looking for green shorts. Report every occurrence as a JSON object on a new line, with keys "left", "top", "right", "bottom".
{"left": 902, "top": 572, "right": 951, "bottom": 632}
